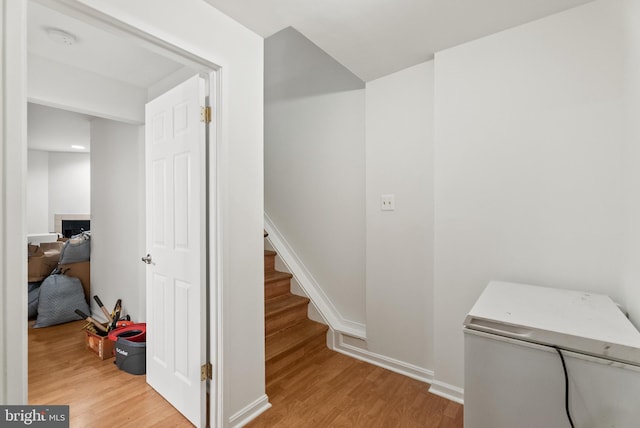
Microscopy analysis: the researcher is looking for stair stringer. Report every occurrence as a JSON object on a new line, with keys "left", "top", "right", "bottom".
{"left": 264, "top": 213, "right": 366, "bottom": 340}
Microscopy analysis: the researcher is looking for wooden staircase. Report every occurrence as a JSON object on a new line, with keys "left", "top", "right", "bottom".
{"left": 264, "top": 249, "right": 328, "bottom": 384}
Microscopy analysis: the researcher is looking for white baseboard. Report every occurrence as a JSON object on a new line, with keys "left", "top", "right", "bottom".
{"left": 264, "top": 213, "right": 366, "bottom": 339}
{"left": 428, "top": 380, "right": 464, "bottom": 404}
{"left": 227, "top": 394, "right": 271, "bottom": 428}
{"left": 329, "top": 330, "right": 433, "bottom": 384}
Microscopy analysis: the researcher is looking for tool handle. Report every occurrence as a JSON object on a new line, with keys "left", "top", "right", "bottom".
{"left": 93, "top": 295, "right": 113, "bottom": 323}
{"left": 100, "top": 307, "right": 113, "bottom": 323}
{"left": 111, "top": 309, "right": 121, "bottom": 330}
{"left": 91, "top": 321, "right": 108, "bottom": 333}
{"left": 75, "top": 309, "right": 108, "bottom": 333}
{"left": 93, "top": 295, "right": 104, "bottom": 307}
{"left": 75, "top": 309, "right": 89, "bottom": 319}
{"left": 110, "top": 298, "right": 122, "bottom": 330}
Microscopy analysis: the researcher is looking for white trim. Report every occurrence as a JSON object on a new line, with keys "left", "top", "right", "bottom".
{"left": 428, "top": 380, "right": 465, "bottom": 404}
{"left": 1, "top": 0, "right": 28, "bottom": 405}
{"left": 329, "top": 331, "right": 434, "bottom": 384}
{"left": 209, "top": 67, "right": 225, "bottom": 428}
{"left": 227, "top": 394, "right": 271, "bottom": 428}
{"left": 264, "top": 213, "right": 366, "bottom": 339}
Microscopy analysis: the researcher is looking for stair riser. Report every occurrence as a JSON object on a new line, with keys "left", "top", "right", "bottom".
{"left": 265, "top": 305, "right": 309, "bottom": 337}
{"left": 266, "top": 332, "right": 327, "bottom": 383}
{"left": 263, "top": 248, "right": 328, "bottom": 385}
{"left": 265, "top": 278, "right": 291, "bottom": 299}
{"left": 264, "top": 254, "right": 276, "bottom": 273}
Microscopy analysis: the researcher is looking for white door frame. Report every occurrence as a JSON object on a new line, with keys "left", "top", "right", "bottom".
{"left": 0, "top": 0, "right": 29, "bottom": 406}
{"left": 1, "top": 1, "right": 224, "bottom": 425}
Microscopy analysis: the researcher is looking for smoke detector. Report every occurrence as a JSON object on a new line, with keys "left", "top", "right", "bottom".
{"left": 46, "top": 28, "right": 77, "bottom": 46}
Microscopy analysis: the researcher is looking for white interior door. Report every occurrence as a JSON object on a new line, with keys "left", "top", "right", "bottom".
{"left": 144, "top": 74, "right": 207, "bottom": 427}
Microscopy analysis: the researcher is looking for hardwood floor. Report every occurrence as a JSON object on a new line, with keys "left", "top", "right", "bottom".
{"left": 28, "top": 320, "right": 192, "bottom": 427}
{"left": 248, "top": 346, "right": 463, "bottom": 428}
{"left": 29, "top": 320, "right": 463, "bottom": 427}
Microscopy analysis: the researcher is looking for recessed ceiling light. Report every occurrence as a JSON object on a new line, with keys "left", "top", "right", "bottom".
{"left": 46, "top": 28, "right": 77, "bottom": 46}
{"left": 71, "top": 145, "right": 85, "bottom": 150}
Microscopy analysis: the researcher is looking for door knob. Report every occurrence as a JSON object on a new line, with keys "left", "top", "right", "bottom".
{"left": 141, "top": 254, "right": 153, "bottom": 264}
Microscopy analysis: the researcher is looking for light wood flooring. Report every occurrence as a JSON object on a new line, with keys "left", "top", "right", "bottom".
{"left": 29, "top": 320, "right": 463, "bottom": 427}
{"left": 248, "top": 346, "right": 463, "bottom": 427}
{"left": 28, "top": 320, "right": 191, "bottom": 427}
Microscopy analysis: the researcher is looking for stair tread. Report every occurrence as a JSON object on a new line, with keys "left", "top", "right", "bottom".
{"left": 264, "top": 250, "right": 276, "bottom": 256}
{"left": 265, "top": 319, "right": 328, "bottom": 361}
{"left": 265, "top": 293, "right": 310, "bottom": 317}
{"left": 265, "top": 270, "right": 292, "bottom": 283}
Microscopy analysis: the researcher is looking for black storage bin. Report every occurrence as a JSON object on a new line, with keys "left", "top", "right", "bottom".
{"left": 114, "top": 337, "right": 146, "bottom": 375}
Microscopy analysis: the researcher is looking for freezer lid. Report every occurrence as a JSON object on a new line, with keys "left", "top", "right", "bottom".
{"left": 464, "top": 281, "right": 640, "bottom": 366}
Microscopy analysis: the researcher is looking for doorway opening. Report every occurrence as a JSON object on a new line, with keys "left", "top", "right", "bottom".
{"left": 25, "top": 1, "right": 221, "bottom": 426}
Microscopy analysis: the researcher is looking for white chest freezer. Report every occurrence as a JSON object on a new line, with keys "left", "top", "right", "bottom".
{"left": 463, "top": 281, "right": 640, "bottom": 428}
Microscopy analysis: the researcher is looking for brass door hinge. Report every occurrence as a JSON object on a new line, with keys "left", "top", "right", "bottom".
{"left": 201, "top": 106, "right": 212, "bottom": 123}
{"left": 201, "top": 362, "right": 213, "bottom": 381}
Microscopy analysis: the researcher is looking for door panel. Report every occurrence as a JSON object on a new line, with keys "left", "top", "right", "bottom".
{"left": 145, "top": 74, "right": 206, "bottom": 427}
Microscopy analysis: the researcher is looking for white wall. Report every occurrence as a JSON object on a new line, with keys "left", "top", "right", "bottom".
{"left": 26, "top": 149, "right": 92, "bottom": 234}
{"left": 264, "top": 27, "right": 366, "bottom": 326}
{"left": 90, "top": 119, "right": 145, "bottom": 322}
{"left": 27, "top": 103, "right": 92, "bottom": 234}
{"left": 28, "top": 54, "right": 147, "bottom": 124}
{"left": 365, "top": 61, "right": 435, "bottom": 371}
{"left": 621, "top": 1, "right": 640, "bottom": 329}
{"left": 27, "top": 150, "right": 49, "bottom": 234}
{"left": 147, "top": 65, "right": 199, "bottom": 101}
{"left": 47, "top": 151, "right": 90, "bottom": 232}
{"left": 433, "top": 0, "right": 629, "bottom": 395}
{"left": 65, "top": 1, "right": 265, "bottom": 424}
{"left": 28, "top": 103, "right": 91, "bottom": 152}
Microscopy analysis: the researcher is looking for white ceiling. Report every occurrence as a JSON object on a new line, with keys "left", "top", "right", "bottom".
{"left": 26, "top": 0, "right": 598, "bottom": 152}
{"left": 204, "top": 0, "right": 596, "bottom": 81}
{"left": 27, "top": 1, "right": 190, "bottom": 152}
{"left": 28, "top": 1, "right": 184, "bottom": 88}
